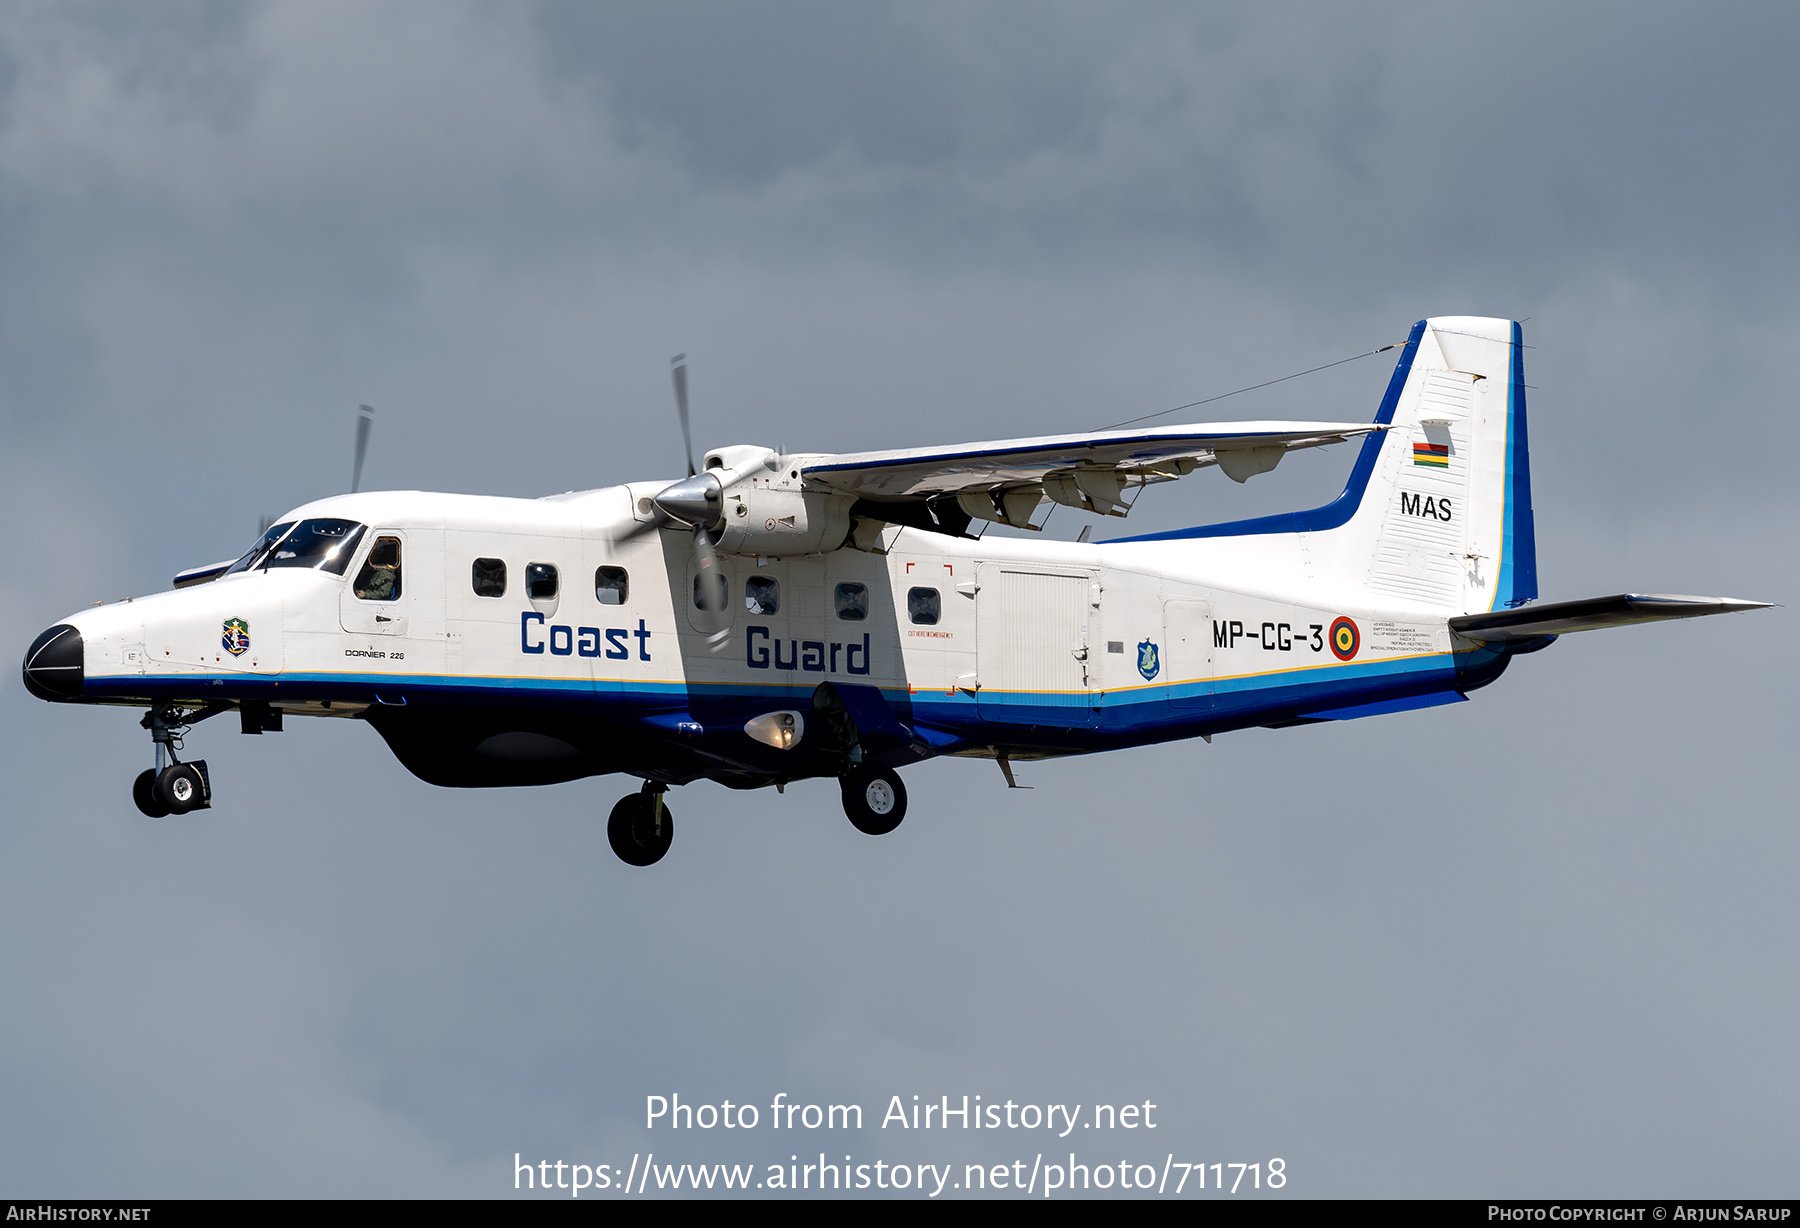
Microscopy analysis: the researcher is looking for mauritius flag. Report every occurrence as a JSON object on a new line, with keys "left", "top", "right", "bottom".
{"left": 1412, "top": 441, "right": 1450, "bottom": 468}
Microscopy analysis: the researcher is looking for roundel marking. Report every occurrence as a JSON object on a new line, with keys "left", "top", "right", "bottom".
{"left": 1329, "top": 616, "right": 1360, "bottom": 661}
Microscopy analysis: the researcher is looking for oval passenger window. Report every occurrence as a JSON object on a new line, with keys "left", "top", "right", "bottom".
{"left": 526, "top": 563, "right": 558, "bottom": 599}
{"left": 595, "top": 566, "right": 628, "bottom": 605}
{"left": 834, "top": 582, "right": 868, "bottom": 621}
{"left": 472, "top": 557, "right": 507, "bottom": 598}
{"left": 746, "top": 575, "right": 780, "bottom": 615}
{"left": 907, "top": 587, "right": 940, "bottom": 625}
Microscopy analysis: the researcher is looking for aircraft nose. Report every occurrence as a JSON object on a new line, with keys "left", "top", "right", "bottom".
{"left": 22, "top": 624, "right": 84, "bottom": 701}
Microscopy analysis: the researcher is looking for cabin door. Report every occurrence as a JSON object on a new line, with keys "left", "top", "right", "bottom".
{"left": 1162, "top": 597, "right": 1214, "bottom": 711}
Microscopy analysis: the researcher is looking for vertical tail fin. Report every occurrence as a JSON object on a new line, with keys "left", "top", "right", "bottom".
{"left": 1313, "top": 317, "right": 1537, "bottom": 613}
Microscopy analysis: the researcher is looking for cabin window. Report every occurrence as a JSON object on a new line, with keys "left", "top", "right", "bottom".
{"left": 526, "top": 563, "right": 559, "bottom": 600}
{"left": 264, "top": 518, "right": 366, "bottom": 575}
{"left": 834, "top": 582, "right": 868, "bottom": 621}
{"left": 594, "top": 566, "right": 629, "bottom": 605}
{"left": 353, "top": 536, "right": 403, "bottom": 601}
{"left": 907, "top": 587, "right": 940, "bottom": 625}
{"left": 471, "top": 558, "right": 507, "bottom": 598}
{"left": 693, "top": 565, "right": 728, "bottom": 613}
{"left": 745, "top": 575, "right": 780, "bottom": 615}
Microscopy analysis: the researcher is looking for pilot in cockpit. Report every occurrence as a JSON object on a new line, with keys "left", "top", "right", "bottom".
{"left": 354, "top": 537, "right": 402, "bottom": 601}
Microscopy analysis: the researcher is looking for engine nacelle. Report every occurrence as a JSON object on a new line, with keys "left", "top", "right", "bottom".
{"left": 713, "top": 477, "right": 853, "bottom": 558}
{"left": 691, "top": 446, "right": 855, "bottom": 558}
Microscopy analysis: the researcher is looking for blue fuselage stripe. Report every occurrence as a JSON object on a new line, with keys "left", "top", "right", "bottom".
{"left": 79, "top": 643, "right": 1494, "bottom": 754}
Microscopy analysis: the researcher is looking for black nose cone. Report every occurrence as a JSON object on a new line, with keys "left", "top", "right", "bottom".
{"left": 23, "top": 624, "right": 84, "bottom": 701}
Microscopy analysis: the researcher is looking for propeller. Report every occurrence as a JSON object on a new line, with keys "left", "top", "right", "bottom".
{"left": 351, "top": 403, "right": 375, "bottom": 493}
{"left": 654, "top": 355, "right": 730, "bottom": 641}
{"left": 672, "top": 354, "right": 695, "bottom": 478}
{"left": 255, "top": 402, "right": 375, "bottom": 538}
{"left": 689, "top": 523, "right": 730, "bottom": 638}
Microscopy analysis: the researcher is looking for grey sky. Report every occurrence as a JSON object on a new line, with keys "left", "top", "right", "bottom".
{"left": 1, "top": 1, "right": 1794, "bottom": 1197}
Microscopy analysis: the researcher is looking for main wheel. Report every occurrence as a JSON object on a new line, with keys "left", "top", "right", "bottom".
{"left": 841, "top": 765, "right": 907, "bottom": 835}
{"left": 154, "top": 764, "right": 204, "bottom": 815}
{"left": 608, "top": 793, "right": 673, "bottom": 867}
{"left": 133, "top": 769, "right": 171, "bottom": 818}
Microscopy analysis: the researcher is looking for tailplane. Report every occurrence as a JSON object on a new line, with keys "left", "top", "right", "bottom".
{"left": 1449, "top": 594, "right": 1771, "bottom": 642}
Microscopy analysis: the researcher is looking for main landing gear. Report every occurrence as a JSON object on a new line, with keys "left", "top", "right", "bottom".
{"left": 132, "top": 704, "right": 212, "bottom": 818}
{"left": 604, "top": 765, "right": 909, "bottom": 866}
{"left": 608, "top": 784, "right": 674, "bottom": 867}
{"left": 841, "top": 765, "right": 907, "bottom": 836}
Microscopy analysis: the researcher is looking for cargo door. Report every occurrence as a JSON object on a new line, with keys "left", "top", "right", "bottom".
{"left": 975, "top": 565, "right": 1098, "bottom": 728}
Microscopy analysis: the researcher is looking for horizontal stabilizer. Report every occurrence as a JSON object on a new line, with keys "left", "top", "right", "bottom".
{"left": 1449, "top": 594, "right": 1771, "bottom": 642}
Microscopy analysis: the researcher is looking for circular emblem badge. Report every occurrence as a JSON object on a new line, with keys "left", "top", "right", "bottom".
{"left": 1329, "top": 616, "right": 1360, "bottom": 661}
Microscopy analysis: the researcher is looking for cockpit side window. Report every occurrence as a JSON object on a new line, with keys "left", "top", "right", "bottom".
{"left": 472, "top": 557, "right": 507, "bottom": 597}
{"left": 353, "top": 536, "right": 403, "bottom": 601}
{"left": 224, "top": 522, "right": 295, "bottom": 576}
{"left": 264, "top": 518, "right": 366, "bottom": 574}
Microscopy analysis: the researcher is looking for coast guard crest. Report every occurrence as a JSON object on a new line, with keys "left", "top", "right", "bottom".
{"left": 222, "top": 617, "right": 250, "bottom": 657}
{"left": 1137, "top": 639, "right": 1160, "bottom": 681}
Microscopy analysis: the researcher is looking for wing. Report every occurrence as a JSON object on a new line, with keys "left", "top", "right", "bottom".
{"left": 801, "top": 420, "right": 1382, "bottom": 527}
{"left": 1449, "top": 594, "right": 1772, "bottom": 642}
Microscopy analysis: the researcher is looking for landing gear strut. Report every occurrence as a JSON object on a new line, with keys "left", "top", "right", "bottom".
{"left": 841, "top": 765, "right": 906, "bottom": 835}
{"left": 133, "top": 704, "right": 212, "bottom": 818}
{"left": 608, "top": 783, "right": 674, "bottom": 867}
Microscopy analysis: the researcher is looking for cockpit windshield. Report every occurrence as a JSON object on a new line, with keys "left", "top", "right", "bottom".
{"left": 223, "top": 522, "right": 295, "bottom": 576}
{"left": 261, "top": 518, "right": 367, "bottom": 575}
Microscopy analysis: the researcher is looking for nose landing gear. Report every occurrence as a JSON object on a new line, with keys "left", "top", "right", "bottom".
{"left": 131, "top": 769, "right": 170, "bottom": 818}
{"left": 132, "top": 704, "right": 213, "bottom": 818}
{"left": 608, "top": 783, "right": 674, "bottom": 866}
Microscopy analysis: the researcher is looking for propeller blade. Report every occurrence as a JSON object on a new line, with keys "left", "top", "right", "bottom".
{"left": 671, "top": 354, "right": 695, "bottom": 478}
{"left": 351, "top": 404, "right": 375, "bottom": 493}
{"left": 690, "top": 524, "right": 730, "bottom": 638}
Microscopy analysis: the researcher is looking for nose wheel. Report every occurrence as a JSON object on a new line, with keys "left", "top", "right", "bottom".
{"left": 132, "top": 704, "right": 213, "bottom": 817}
{"left": 131, "top": 762, "right": 212, "bottom": 817}
{"left": 841, "top": 765, "right": 906, "bottom": 835}
{"left": 608, "top": 786, "right": 674, "bottom": 866}
{"left": 132, "top": 769, "right": 169, "bottom": 818}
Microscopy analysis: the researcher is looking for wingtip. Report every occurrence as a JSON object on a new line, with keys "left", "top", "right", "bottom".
{"left": 1626, "top": 594, "right": 1774, "bottom": 611}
